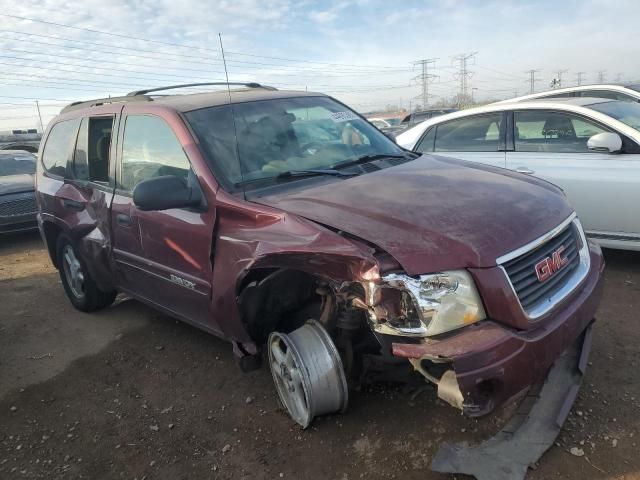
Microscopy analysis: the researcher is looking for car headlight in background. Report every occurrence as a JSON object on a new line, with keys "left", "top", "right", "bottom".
{"left": 370, "top": 270, "right": 486, "bottom": 337}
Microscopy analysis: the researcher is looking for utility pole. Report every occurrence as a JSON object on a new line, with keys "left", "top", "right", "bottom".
{"left": 452, "top": 52, "right": 477, "bottom": 107}
{"left": 525, "top": 69, "right": 541, "bottom": 94}
{"left": 412, "top": 58, "right": 438, "bottom": 109}
{"left": 35, "top": 100, "right": 44, "bottom": 133}
{"left": 597, "top": 70, "right": 607, "bottom": 83}
{"left": 575, "top": 71, "right": 586, "bottom": 86}
{"left": 551, "top": 69, "right": 568, "bottom": 89}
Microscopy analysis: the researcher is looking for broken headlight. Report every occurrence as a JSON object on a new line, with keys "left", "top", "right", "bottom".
{"left": 372, "top": 271, "right": 486, "bottom": 337}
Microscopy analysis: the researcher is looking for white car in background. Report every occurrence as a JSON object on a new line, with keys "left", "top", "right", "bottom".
{"left": 493, "top": 84, "right": 640, "bottom": 104}
{"left": 367, "top": 117, "right": 392, "bottom": 129}
{"left": 396, "top": 97, "right": 640, "bottom": 250}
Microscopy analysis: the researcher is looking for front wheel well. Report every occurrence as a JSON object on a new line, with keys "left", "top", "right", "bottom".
{"left": 237, "top": 268, "right": 330, "bottom": 344}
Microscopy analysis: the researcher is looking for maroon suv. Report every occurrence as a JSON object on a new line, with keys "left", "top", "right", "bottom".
{"left": 36, "top": 83, "right": 604, "bottom": 428}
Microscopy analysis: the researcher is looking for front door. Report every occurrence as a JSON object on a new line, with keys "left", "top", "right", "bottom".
{"left": 112, "top": 111, "right": 217, "bottom": 331}
{"left": 506, "top": 109, "right": 640, "bottom": 238}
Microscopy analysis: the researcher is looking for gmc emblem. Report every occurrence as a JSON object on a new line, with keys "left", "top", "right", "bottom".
{"left": 534, "top": 245, "right": 569, "bottom": 282}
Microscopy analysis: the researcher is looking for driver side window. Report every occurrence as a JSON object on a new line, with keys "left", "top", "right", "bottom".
{"left": 119, "top": 115, "right": 191, "bottom": 192}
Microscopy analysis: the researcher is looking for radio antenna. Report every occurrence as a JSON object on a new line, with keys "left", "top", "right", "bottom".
{"left": 218, "top": 32, "right": 247, "bottom": 197}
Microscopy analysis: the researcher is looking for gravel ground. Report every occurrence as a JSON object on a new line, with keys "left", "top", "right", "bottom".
{"left": 0, "top": 231, "right": 639, "bottom": 479}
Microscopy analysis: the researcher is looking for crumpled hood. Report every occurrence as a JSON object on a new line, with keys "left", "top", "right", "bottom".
{"left": 254, "top": 155, "right": 573, "bottom": 275}
{"left": 0, "top": 174, "right": 34, "bottom": 196}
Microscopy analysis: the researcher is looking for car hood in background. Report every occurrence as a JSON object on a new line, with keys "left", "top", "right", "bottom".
{"left": 0, "top": 174, "right": 35, "bottom": 196}
{"left": 254, "top": 155, "right": 573, "bottom": 275}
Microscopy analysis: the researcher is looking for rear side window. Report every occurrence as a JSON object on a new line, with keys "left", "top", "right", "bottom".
{"left": 119, "top": 115, "right": 191, "bottom": 192}
{"left": 73, "top": 116, "right": 114, "bottom": 183}
{"left": 434, "top": 114, "right": 503, "bottom": 152}
{"left": 42, "top": 118, "right": 80, "bottom": 177}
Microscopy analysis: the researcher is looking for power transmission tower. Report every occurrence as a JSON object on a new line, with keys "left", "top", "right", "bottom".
{"left": 551, "top": 69, "right": 568, "bottom": 89}
{"left": 596, "top": 70, "right": 607, "bottom": 83}
{"left": 575, "top": 71, "right": 586, "bottom": 86}
{"left": 412, "top": 58, "right": 438, "bottom": 109}
{"left": 615, "top": 72, "right": 624, "bottom": 82}
{"left": 452, "top": 52, "right": 477, "bottom": 107}
{"left": 525, "top": 69, "right": 541, "bottom": 94}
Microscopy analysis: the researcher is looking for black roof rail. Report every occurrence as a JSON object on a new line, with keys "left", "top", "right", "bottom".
{"left": 60, "top": 82, "right": 277, "bottom": 114}
{"left": 127, "top": 82, "right": 277, "bottom": 96}
{"left": 60, "top": 95, "right": 151, "bottom": 114}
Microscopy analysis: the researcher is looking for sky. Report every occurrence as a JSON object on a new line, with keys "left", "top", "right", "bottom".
{"left": 0, "top": 0, "right": 639, "bottom": 131}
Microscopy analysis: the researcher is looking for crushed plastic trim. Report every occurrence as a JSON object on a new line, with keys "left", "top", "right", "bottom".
{"left": 431, "top": 322, "right": 594, "bottom": 480}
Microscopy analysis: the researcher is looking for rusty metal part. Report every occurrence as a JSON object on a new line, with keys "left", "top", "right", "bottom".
{"left": 268, "top": 320, "right": 348, "bottom": 428}
{"left": 431, "top": 324, "right": 593, "bottom": 480}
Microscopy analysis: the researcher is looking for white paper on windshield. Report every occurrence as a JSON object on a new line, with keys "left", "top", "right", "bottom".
{"left": 329, "top": 111, "right": 360, "bottom": 122}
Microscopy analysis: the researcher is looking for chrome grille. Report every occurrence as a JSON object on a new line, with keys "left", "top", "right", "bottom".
{"left": 0, "top": 192, "right": 37, "bottom": 217}
{"left": 502, "top": 222, "right": 583, "bottom": 314}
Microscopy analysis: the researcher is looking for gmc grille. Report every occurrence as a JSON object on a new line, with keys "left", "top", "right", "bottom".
{"left": 502, "top": 222, "right": 581, "bottom": 313}
{"left": 0, "top": 193, "right": 38, "bottom": 217}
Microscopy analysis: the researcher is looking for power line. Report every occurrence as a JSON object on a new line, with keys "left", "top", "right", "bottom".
{"left": 412, "top": 58, "right": 438, "bottom": 108}
{"left": 0, "top": 14, "right": 410, "bottom": 71}
{"left": 596, "top": 70, "right": 607, "bottom": 83}
{"left": 575, "top": 71, "right": 586, "bottom": 86}
{"left": 452, "top": 52, "right": 477, "bottom": 107}
{"left": 525, "top": 69, "right": 541, "bottom": 94}
{"left": 551, "top": 69, "right": 568, "bottom": 89}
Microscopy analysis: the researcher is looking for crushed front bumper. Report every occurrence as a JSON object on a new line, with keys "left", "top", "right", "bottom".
{"left": 391, "top": 244, "right": 604, "bottom": 416}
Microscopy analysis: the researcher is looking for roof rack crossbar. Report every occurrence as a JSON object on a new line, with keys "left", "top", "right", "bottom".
{"left": 127, "top": 82, "right": 276, "bottom": 96}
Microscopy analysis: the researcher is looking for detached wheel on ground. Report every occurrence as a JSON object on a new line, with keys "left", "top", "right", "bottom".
{"left": 56, "top": 234, "right": 117, "bottom": 312}
{"left": 268, "top": 319, "right": 348, "bottom": 428}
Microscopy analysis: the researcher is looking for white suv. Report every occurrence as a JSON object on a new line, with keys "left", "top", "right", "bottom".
{"left": 396, "top": 97, "right": 640, "bottom": 250}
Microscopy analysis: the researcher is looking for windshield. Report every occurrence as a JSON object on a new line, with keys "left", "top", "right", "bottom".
{"left": 0, "top": 152, "right": 36, "bottom": 176}
{"left": 385, "top": 118, "right": 401, "bottom": 126}
{"left": 185, "top": 96, "right": 404, "bottom": 190}
{"left": 588, "top": 101, "right": 640, "bottom": 131}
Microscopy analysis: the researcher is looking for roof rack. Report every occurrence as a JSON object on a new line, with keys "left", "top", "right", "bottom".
{"left": 61, "top": 82, "right": 277, "bottom": 114}
{"left": 127, "top": 82, "right": 276, "bottom": 96}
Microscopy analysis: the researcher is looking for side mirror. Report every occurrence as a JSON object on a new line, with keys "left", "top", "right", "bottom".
{"left": 587, "top": 132, "right": 622, "bottom": 153}
{"left": 133, "top": 175, "right": 202, "bottom": 211}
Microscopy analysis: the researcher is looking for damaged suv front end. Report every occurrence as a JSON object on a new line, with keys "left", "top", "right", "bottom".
{"left": 363, "top": 214, "right": 603, "bottom": 416}
{"left": 178, "top": 92, "right": 606, "bottom": 428}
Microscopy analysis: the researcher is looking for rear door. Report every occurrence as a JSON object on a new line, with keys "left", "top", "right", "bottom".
{"left": 413, "top": 112, "right": 507, "bottom": 168}
{"left": 65, "top": 111, "right": 120, "bottom": 288}
{"left": 112, "top": 110, "right": 217, "bottom": 331}
{"left": 506, "top": 109, "right": 640, "bottom": 237}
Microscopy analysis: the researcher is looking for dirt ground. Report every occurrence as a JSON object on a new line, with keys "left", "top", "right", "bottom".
{"left": 1, "top": 231, "right": 639, "bottom": 480}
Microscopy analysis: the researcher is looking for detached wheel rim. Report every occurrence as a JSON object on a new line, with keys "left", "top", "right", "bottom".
{"left": 268, "top": 320, "right": 348, "bottom": 429}
{"left": 269, "top": 335, "right": 311, "bottom": 427}
{"left": 62, "top": 244, "right": 85, "bottom": 300}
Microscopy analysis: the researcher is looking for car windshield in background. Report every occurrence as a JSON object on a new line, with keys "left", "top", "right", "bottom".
{"left": 588, "top": 101, "right": 640, "bottom": 131}
{"left": 386, "top": 118, "right": 401, "bottom": 126}
{"left": 0, "top": 153, "right": 36, "bottom": 176}
{"left": 185, "top": 96, "right": 404, "bottom": 189}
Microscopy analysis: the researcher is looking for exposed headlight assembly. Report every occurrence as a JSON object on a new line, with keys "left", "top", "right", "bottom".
{"left": 368, "top": 270, "right": 486, "bottom": 337}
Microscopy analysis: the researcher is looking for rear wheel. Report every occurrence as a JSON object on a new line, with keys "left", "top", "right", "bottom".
{"left": 57, "top": 234, "right": 116, "bottom": 312}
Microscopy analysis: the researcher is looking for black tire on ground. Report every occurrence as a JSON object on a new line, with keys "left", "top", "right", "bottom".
{"left": 56, "top": 233, "right": 117, "bottom": 312}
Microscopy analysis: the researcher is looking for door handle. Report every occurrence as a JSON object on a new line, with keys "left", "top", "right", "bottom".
{"left": 62, "top": 199, "right": 85, "bottom": 211}
{"left": 515, "top": 167, "right": 535, "bottom": 175}
{"left": 116, "top": 213, "right": 132, "bottom": 226}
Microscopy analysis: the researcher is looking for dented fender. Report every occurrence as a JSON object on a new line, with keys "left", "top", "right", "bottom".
{"left": 209, "top": 190, "right": 380, "bottom": 344}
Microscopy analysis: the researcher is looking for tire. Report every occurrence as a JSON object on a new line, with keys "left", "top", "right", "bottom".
{"left": 56, "top": 234, "right": 117, "bottom": 312}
